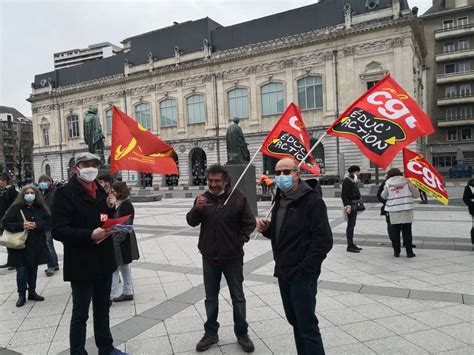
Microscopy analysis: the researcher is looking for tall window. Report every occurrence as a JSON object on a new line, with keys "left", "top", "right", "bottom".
{"left": 447, "top": 129, "right": 458, "bottom": 141}
{"left": 460, "top": 83, "right": 472, "bottom": 96}
{"left": 45, "top": 164, "right": 51, "bottom": 177}
{"left": 228, "top": 88, "right": 249, "bottom": 119}
{"left": 261, "top": 83, "right": 284, "bottom": 116}
{"left": 458, "top": 17, "right": 468, "bottom": 26}
{"left": 443, "top": 19, "right": 454, "bottom": 29}
{"left": 458, "top": 39, "right": 470, "bottom": 50}
{"left": 443, "top": 42, "right": 455, "bottom": 53}
{"left": 297, "top": 76, "right": 323, "bottom": 110}
{"left": 160, "top": 99, "right": 178, "bottom": 127}
{"left": 445, "top": 86, "right": 457, "bottom": 97}
{"left": 67, "top": 115, "right": 80, "bottom": 138}
{"left": 187, "top": 95, "right": 206, "bottom": 124}
{"left": 458, "top": 62, "right": 470, "bottom": 73}
{"left": 42, "top": 127, "right": 49, "bottom": 146}
{"left": 445, "top": 63, "right": 456, "bottom": 74}
{"left": 461, "top": 128, "right": 472, "bottom": 140}
{"left": 105, "top": 109, "right": 112, "bottom": 134}
{"left": 135, "top": 103, "right": 152, "bottom": 129}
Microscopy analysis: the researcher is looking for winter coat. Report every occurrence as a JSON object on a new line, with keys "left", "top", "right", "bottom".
{"left": 462, "top": 179, "right": 474, "bottom": 216}
{"left": 4, "top": 203, "right": 49, "bottom": 267}
{"left": 381, "top": 176, "right": 419, "bottom": 225}
{"left": 377, "top": 181, "right": 387, "bottom": 216}
{"left": 262, "top": 180, "right": 333, "bottom": 280}
{"left": 0, "top": 185, "right": 18, "bottom": 228}
{"left": 51, "top": 175, "right": 116, "bottom": 282}
{"left": 341, "top": 176, "right": 361, "bottom": 207}
{"left": 186, "top": 188, "right": 256, "bottom": 260}
{"left": 112, "top": 199, "right": 139, "bottom": 266}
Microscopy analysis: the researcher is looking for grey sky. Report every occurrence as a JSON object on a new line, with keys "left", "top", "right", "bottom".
{"left": 1, "top": 0, "right": 431, "bottom": 117}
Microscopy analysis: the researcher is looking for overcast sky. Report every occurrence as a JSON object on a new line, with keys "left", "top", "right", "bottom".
{"left": 1, "top": 0, "right": 431, "bottom": 117}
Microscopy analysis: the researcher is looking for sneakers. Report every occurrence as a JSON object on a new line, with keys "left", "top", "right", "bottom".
{"left": 28, "top": 292, "right": 45, "bottom": 301}
{"left": 16, "top": 295, "right": 26, "bottom": 307}
{"left": 237, "top": 335, "right": 255, "bottom": 353}
{"left": 113, "top": 294, "right": 134, "bottom": 302}
{"left": 196, "top": 334, "right": 218, "bottom": 352}
{"left": 346, "top": 245, "right": 360, "bottom": 253}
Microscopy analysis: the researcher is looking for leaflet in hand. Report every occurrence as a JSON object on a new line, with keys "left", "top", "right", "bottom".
{"left": 94, "top": 214, "right": 132, "bottom": 244}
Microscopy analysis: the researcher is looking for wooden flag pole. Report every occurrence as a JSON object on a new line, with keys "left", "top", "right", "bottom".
{"left": 223, "top": 145, "right": 263, "bottom": 206}
{"left": 297, "top": 131, "right": 328, "bottom": 169}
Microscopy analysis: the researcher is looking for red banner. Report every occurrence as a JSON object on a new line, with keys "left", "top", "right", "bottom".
{"left": 403, "top": 148, "right": 448, "bottom": 205}
{"left": 110, "top": 106, "right": 178, "bottom": 175}
{"left": 327, "top": 75, "right": 434, "bottom": 169}
{"left": 261, "top": 103, "right": 320, "bottom": 175}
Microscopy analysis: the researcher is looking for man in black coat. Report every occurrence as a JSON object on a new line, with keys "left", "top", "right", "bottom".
{"left": 257, "top": 157, "right": 333, "bottom": 355}
{"left": 187, "top": 164, "right": 256, "bottom": 353}
{"left": 462, "top": 178, "right": 474, "bottom": 244}
{"left": 52, "top": 152, "right": 124, "bottom": 355}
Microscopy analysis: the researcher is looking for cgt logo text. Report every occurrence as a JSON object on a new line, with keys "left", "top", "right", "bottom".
{"left": 406, "top": 158, "right": 446, "bottom": 193}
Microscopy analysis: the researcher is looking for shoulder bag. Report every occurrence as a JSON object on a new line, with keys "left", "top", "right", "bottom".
{"left": 0, "top": 210, "right": 28, "bottom": 249}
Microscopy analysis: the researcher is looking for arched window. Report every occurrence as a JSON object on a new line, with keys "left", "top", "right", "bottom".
{"left": 261, "top": 83, "right": 284, "bottom": 116}
{"left": 160, "top": 99, "right": 178, "bottom": 127}
{"left": 228, "top": 88, "right": 249, "bottom": 119}
{"left": 45, "top": 164, "right": 51, "bottom": 177}
{"left": 135, "top": 103, "right": 152, "bottom": 129}
{"left": 105, "top": 108, "right": 112, "bottom": 134}
{"left": 67, "top": 115, "right": 80, "bottom": 138}
{"left": 187, "top": 95, "right": 206, "bottom": 124}
{"left": 297, "top": 76, "right": 323, "bottom": 110}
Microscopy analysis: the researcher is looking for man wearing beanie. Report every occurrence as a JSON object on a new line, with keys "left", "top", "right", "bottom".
{"left": 341, "top": 165, "right": 363, "bottom": 253}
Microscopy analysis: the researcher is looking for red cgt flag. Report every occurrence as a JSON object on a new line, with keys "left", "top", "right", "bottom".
{"left": 261, "top": 103, "right": 320, "bottom": 175}
{"left": 110, "top": 106, "right": 178, "bottom": 175}
{"left": 403, "top": 148, "right": 448, "bottom": 205}
{"left": 327, "top": 75, "right": 434, "bottom": 169}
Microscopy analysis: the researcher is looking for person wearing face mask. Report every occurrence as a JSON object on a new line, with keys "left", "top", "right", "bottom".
{"left": 2, "top": 185, "right": 49, "bottom": 307}
{"left": 256, "top": 157, "right": 332, "bottom": 355}
{"left": 186, "top": 164, "right": 256, "bottom": 353}
{"left": 341, "top": 165, "right": 363, "bottom": 253}
{"left": 38, "top": 175, "right": 59, "bottom": 276}
{"left": 51, "top": 152, "right": 125, "bottom": 355}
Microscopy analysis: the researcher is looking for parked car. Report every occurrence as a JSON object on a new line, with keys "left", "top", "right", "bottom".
{"left": 449, "top": 164, "right": 472, "bottom": 178}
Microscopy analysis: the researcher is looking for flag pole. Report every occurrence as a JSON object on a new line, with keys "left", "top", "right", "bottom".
{"left": 298, "top": 131, "right": 328, "bottom": 169}
{"left": 254, "top": 201, "right": 274, "bottom": 240}
{"left": 223, "top": 145, "right": 262, "bottom": 206}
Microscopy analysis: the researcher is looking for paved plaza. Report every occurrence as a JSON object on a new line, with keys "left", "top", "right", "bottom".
{"left": 0, "top": 195, "right": 473, "bottom": 354}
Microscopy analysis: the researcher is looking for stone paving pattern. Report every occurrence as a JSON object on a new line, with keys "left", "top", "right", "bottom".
{"left": 0, "top": 197, "right": 473, "bottom": 354}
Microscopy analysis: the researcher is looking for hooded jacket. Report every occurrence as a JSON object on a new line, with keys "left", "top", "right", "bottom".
{"left": 262, "top": 180, "right": 333, "bottom": 279}
{"left": 186, "top": 187, "right": 256, "bottom": 260}
{"left": 381, "top": 176, "right": 419, "bottom": 213}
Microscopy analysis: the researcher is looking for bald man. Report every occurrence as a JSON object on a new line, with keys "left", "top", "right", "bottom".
{"left": 257, "top": 157, "right": 332, "bottom": 355}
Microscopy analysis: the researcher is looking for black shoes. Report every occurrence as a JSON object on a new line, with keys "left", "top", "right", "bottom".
{"left": 113, "top": 294, "right": 134, "bottom": 302}
{"left": 407, "top": 251, "right": 416, "bottom": 258}
{"left": 347, "top": 244, "right": 362, "bottom": 253}
{"left": 16, "top": 295, "right": 26, "bottom": 307}
{"left": 196, "top": 334, "right": 219, "bottom": 352}
{"left": 0, "top": 263, "right": 9, "bottom": 269}
{"left": 28, "top": 292, "right": 45, "bottom": 301}
{"left": 237, "top": 335, "right": 255, "bottom": 353}
{"left": 45, "top": 267, "right": 55, "bottom": 277}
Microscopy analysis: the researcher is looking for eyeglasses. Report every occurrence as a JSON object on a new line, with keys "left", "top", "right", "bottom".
{"left": 275, "top": 169, "right": 296, "bottom": 176}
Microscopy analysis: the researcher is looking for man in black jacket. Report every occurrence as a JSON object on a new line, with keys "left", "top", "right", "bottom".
{"left": 257, "top": 157, "right": 332, "bottom": 355}
{"left": 52, "top": 152, "right": 124, "bottom": 355}
{"left": 187, "top": 164, "right": 256, "bottom": 353}
{"left": 462, "top": 178, "right": 474, "bottom": 244}
{"left": 0, "top": 172, "right": 18, "bottom": 269}
{"left": 341, "top": 165, "right": 363, "bottom": 253}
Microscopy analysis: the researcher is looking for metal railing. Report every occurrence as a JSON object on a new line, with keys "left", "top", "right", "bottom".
{"left": 436, "top": 47, "right": 473, "bottom": 55}
{"left": 436, "top": 69, "right": 474, "bottom": 78}
{"left": 435, "top": 23, "right": 474, "bottom": 34}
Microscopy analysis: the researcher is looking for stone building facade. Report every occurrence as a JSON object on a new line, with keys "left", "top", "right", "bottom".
{"left": 29, "top": 0, "right": 426, "bottom": 186}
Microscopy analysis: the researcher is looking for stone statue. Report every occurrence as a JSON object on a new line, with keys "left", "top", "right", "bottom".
{"left": 226, "top": 117, "right": 250, "bottom": 164}
{"left": 83, "top": 107, "right": 106, "bottom": 165}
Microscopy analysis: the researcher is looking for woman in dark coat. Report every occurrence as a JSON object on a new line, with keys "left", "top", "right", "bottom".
{"left": 3, "top": 185, "right": 49, "bottom": 307}
{"left": 462, "top": 178, "right": 474, "bottom": 244}
{"left": 109, "top": 182, "right": 139, "bottom": 303}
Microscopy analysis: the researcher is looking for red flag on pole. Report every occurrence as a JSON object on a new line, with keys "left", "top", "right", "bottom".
{"left": 327, "top": 74, "right": 434, "bottom": 169}
{"left": 261, "top": 103, "right": 320, "bottom": 175}
{"left": 110, "top": 106, "right": 178, "bottom": 175}
{"left": 403, "top": 148, "right": 448, "bottom": 205}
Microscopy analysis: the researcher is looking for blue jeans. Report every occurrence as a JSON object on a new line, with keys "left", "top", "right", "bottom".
{"left": 111, "top": 264, "right": 133, "bottom": 297}
{"left": 203, "top": 258, "right": 248, "bottom": 336}
{"left": 16, "top": 266, "right": 38, "bottom": 295}
{"left": 278, "top": 272, "right": 325, "bottom": 355}
{"left": 46, "top": 230, "right": 59, "bottom": 269}
{"left": 346, "top": 210, "right": 358, "bottom": 243}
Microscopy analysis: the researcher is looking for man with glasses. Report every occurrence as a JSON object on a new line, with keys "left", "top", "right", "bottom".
{"left": 257, "top": 157, "right": 332, "bottom": 355}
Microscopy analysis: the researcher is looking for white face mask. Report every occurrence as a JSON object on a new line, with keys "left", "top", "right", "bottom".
{"left": 78, "top": 167, "right": 98, "bottom": 183}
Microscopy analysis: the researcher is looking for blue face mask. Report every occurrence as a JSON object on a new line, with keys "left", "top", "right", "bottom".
{"left": 24, "top": 193, "right": 36, "bottom": 202}
{"left": 275, "top": 175, "right": 294, "bottom": 192}
{"left": 38, "top": 182, "right": 49, "bottom": 190}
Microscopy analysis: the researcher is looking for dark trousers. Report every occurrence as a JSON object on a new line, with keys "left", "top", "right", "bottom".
{"left": 390, "top": 223, "right": 413, "bottom": 255}
{"left": 16, "top": 266, "right": 38, "bottom": 295}
{"left": 278, "top": 272, "right": 325, "bottom": 355}
{"left": 70, "top": 275, "right": 114, "bottom": 355}
{"left": 45, "top": 231, "right": 59, "bottom": 269}
{"left": 203, "top": 259, "right": 248, "bottom": 337}
{"left": 346, "top": 210, "right": 358, "bottom": 244}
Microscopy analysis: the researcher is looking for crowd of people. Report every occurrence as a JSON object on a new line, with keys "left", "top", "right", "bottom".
{"left": 0, "top": 153, "right": 472, "bottom": 355}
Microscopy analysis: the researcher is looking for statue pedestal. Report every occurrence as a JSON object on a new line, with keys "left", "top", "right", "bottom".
{"left": 225, "top": 163, "right": 258, "bottom": 216}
